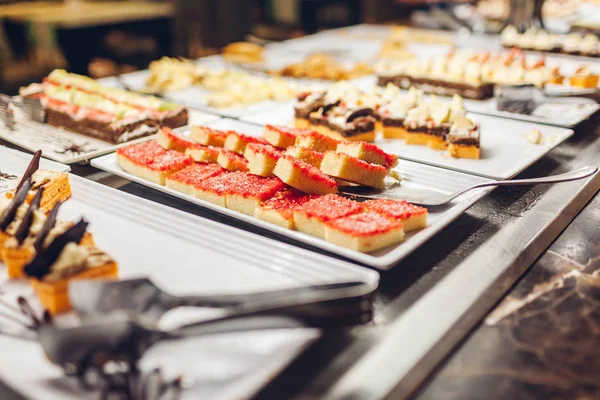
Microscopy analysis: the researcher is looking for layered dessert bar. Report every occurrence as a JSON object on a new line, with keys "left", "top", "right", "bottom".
{"left": 190, "top": 126, "right": 229, "bottom": 147}
{"left": 243, "top": 143, "right": 282, "bottom": 177}
{"left": 6, "top": 151, "right": 71, "bottom": 213}
{"left": 284, "top": 146, "right": 324, "bottom": 168}
{"left": 116, "top": 140, "right": 193, "bottom": 185}
{"left": 378, "top": 88, "right": 423, "bottom": 139}
{"left": 309, "top": 106, "right": 377, "bottom": 142}
{"left": 156, "top": 127, "right": 197, "bottom": 152}
{"left": 320, "top": 152, "right": 388, "bottom": 188}
{"left": 336, "top": 141, "right": 398, "bottom": 169}
{"left": 224, "top": 131, "right": 268, "bottom": 154}
{"left": 0, "top": 179, "right": 34, "bottom": 261}
{"left": 225, "top": 173, "right": 285, "bottom": 215}
{"left": 501, "top": 26, "right": 600, "bottom": 58}
{"left": 184, "top": 144, "right": 221, "bottom": 163}
{"left": 165, "top": 163, "right": 225, "bottom": 195}
{"left": 24, "top": 219, "right": 118, "bottom": 314}
{"left": 217, "top": 149, "right": 249, "bottom": 172}
{"left": 569, "top": 66, "right": 599, "bottom": 88}
{"left": 263, "top": 124, "right": 306, "bottom": 149}
{"left": 324, "top": 211, "right": 404, "bottom": 252}
{"left": 295, "top": 130, "right": 339, "bottom": 153}
{"left": 39, "top": 69, "right": 188, "bottom": 128}
{"left": 294, "top": 91, "right": 326, "bottom": 128}
{"left": 254, "top": 189, "right": 319, "bottom": 229}
{"left": 447, "top": 115, "right": 481, "bottom": 159}
{"left": 363, "top": 198, "right": 428, "bottom": 232}
{"left": 273, "top": 155, "right": 337, "bottom": 195}
{"left": 293, "top": 194, "right": 363, "bottom": 238}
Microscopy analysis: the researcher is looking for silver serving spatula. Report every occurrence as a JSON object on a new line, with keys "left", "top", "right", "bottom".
{"left": 340, "top": 166, "right": 598, "bottom": 206}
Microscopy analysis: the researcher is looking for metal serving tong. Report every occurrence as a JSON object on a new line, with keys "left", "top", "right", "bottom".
{"left": 69, "top": 277, "right": 373, "bottom": 325}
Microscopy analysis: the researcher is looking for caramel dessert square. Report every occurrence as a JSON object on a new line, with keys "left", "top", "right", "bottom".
{"left": 273, "top": 155, "right": 337, "bottom": 195}
{"left": 293, "top": 194, "right": 363, "bottom": 238}
{"left": 324, "top": 211, "right": 404, "bottom": 252}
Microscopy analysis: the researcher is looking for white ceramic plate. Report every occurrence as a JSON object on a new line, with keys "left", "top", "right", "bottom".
{"left": 0, "top": 145, "right": 70, "bottom": 194}
{"left": 91, "top": 118, "right": 494, "bottom": 269}
{"left": 0, "top": 174, "right": 378, "bottom": 400}
{"left": 0, "top": 105, "right": 219, "bottom": 164}
{"left": 240, "top": 104, "right": 574, "bottom": 180}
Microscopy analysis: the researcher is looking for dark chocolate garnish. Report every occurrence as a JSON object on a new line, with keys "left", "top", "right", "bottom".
{"left": 24, "top": 219, "right": 89, "bottom": 280}
{"left": 33, "top": 201, "right": 61, "bottom": 253}
{"left": 13, "top": 187, "right": 44, "bottom": 245}
{"left": 318, "top": 100, "right": 340, "bottom": 116}
{"left": 0, "top": 178, "right": 32, "bottom": 231}
{"left": 346, "top": 108, "right": 373, "bottom": 123}
{"left": 16, "top": 150, "right": 41, "bottom": 192}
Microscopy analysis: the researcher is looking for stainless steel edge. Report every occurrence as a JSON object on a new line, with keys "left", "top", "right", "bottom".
{"left": 319, "top": 149, "right": 600, "bottom": 399}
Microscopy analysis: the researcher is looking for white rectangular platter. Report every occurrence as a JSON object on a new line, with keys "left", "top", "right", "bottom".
{"left": 241, "top": 103, "right": 574, "bottom": 180}
{"left": 0, "top": 173, "right": 378, "bottom": 400}
{"left": 92, "top": 118, "right": 494, "bottom": 269}
{"left": 0, "top": 145, "right": 70, "bottom": 193}
{"left": 0, "top": 106, "right": 220, "bottom": 164}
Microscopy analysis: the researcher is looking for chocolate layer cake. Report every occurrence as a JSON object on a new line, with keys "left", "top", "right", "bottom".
{"left": 382, "top": 75, "right": 494, "bottom": 100}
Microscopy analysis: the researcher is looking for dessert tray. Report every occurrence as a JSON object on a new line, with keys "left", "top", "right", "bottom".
{"left": 92, "top": 118, "right": 495, "bottom": 269}
{"left": 0, "top": 172, "right": 379, "bottom": 400}
{"left": 0, "top": 146, "right": 70, "bottom": 193}
{"left": 241, "top": 103, "right": 574, "bottom": 180}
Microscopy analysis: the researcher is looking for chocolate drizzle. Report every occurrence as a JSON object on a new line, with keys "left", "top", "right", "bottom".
{"left": 346, "top": 108, "right": 373, "bottom": 123}
{"left": 33, "top": 202, "right": 61, "bottom": 253}
{"left": 24, "top": 219, "right": 88, "bottom": 280}
{"left": 13, "top": 187, "right": 43, "bottom": 245}
{"left": 0, "top": 178, "right": 32, "bottom": 232}
{"left": 16, "top": 150, "right": 41, "bottom": 192}
{"left": 318, "top": 101, "right": 341, "bottom": 116}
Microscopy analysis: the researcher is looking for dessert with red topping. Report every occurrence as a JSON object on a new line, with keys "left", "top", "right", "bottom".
{"left": 184, "top": 143, "right": 221, "bottom": 163}
{"left": 193, "top": 171, "right": 235, "bottom": 206}
{"left": 293, "top": 194, "right": 363, "bottom": 238}
{"left": 224, "top": 131, "right": 268, "bottom": 154}
{"left": 254, "top": 189, "right": 319, "bottom": 229}
{"left": 263, "top": 124, "right": 307, "bottom": 149}
{"left": 165, "top": 163, "right": 225, "bottom": 195}
{"left": 116, "top": 140, "right": 193, "bottom": 185}
{"left": 363, "top": 198, "right": 428, "bottom": 232}
{"left": 324, "top": 211, "right": 405, "bottom": 252}
{"left": 226, "top": 174, "right": 285, "bottom": 215}
{"left": 284, "top": 146, "right": 324, "bottom": 168}
{"left": 244, "top": 143, "right": 282, "bottom": 177}
{"left": 155, "top": 127, "right": 196, "bottom": 152}
{"left": 336, "top": 141, "right": 398, "bottom": 169}
{"left": 189, "top": 126, "right": 229, "bottom": 147}
{"left": 320, "top": 152, "right": 387, "bottom": 188}
{"left": 217, "top": 149, "right": 249, "bottom": 172}
{"left": 273, "top": 155, "right": 337, "bottom": 196}
{"left": 295, "top": 130, "right": 339, "bottom": 153}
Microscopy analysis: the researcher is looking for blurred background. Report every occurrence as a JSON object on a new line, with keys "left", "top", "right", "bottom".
{"left": 1, "top": 0, "right": 599, "bottom": 94}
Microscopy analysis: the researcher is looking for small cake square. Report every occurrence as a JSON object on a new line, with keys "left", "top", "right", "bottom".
{"left": 165, "top": 163, "right": 225, "bottom": 195}
{"left": 189, "top": 126, "right": 229, "bottom": 147}
{"left": 224, "top": 131, "right": 267, "bottom": 154}
{"left": 254, "top": 189, "right": 319, "bottom": 229}
{"left": 324, "top": 211, "right": 405, "bottom": 252}
{"left": 293, "top": 194, "right": 363, "bottom": 238}
{"left": 284, "top": 146, "right": 324, "bottom": 168}
{"left": 156, "top": 127, "right": 196, "bottom": 152}
{"left": 273, "top": 155, "right": 337, "bottom": 195}
{"left": 295, "top": 130, "right": 339, "bottom": 153}
{"left": 184, "top": 143, "right": 221, "bottom": 163}
{"left": 320, "top": 152, "right": 387, "bottom": 188}
{"left": 336, "top": 141, "right": 398, "bottom": 169}
{"left": 263, "top": 125, "right": 307, "bottom": 149}
{"left": 244, "top": 143, "right": 282, "bottom": 177}
{"left": 217, "top": 149, "right": 249, "bottom": 172}
{"left": 193, "top": 172, "right": 235, "bottom": 207}
{"left": 7, "top": 170, "right": 72, "bottom": 214}
{"left": 363, "top": 198, "right": 428, "bottom": 232}
{"left": 116, "top": 140, "right": 193, "bottom": 185}
{"left": 226, "top": 173, "right": 285, "bottom": 215}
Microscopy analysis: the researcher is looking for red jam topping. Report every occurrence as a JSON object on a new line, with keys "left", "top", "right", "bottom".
{"left": 260, "top": 189, "right": 319, "bottom": 220}
{"left": 296, "top": 130, "right": 339, "bottom": 149}
{"left": 219, "top": 149, "right": 249, "bottom": 170}
{"left": 246, "top": 143, "right": 282, "bottom": 159}
{"left": 341, "top": 141, "right": 398, "bottom": 168}
{"left": 161, "top": 127, "right": 195, "bottom": 148}
{"left": 335, "top": 152, "right": 388, "bottom": 173}
{"left": 363, "top": 199, "right": 427, "bottom": 219}
{"left": 326, "top": 211, "right": 403, "bottom": 236}
{"left": 282, "top": 155, "right": 337, "bottom": 189}
{"left": 285, "top": 146, "right": 324, "bottom": 166}
{"left": 117, "top": 140, "right": 193, "bottom": 171}
{"left": 195, "top": 126, "right": 230, "bottom": 145}
{"left": 229, "top": 174, "right": 285, "bottom": 200}
{"left": 168, "top": 163, "right": 224, "bottom": 186}
{"left": 266, "top": 124, "right": 313, "bottom": 139}
{"left": 228, "top": 131, "right": 268, "bottom": 146}
{"left": 299, "top": 194, "right": 363, "bottom": 221}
